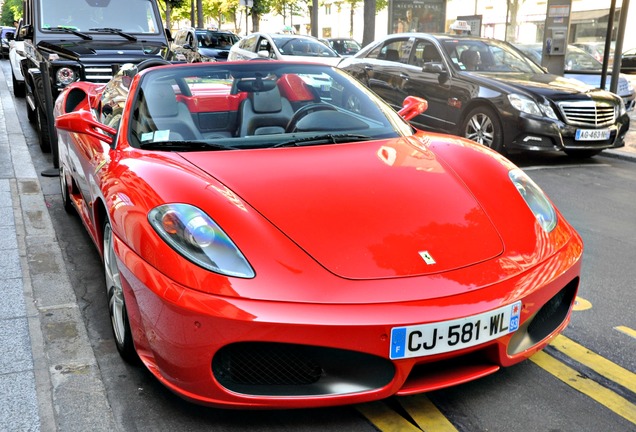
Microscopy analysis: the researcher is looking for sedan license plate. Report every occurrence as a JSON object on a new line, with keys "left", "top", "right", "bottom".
{"left": 390, "top": 301, "right": 521, "bottom": 359}
{"left": 575, "top": 129, "right": 611, "bottom": 141}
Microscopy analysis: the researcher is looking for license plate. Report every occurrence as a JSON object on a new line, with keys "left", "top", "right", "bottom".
{"left": 390, "top": 301, "right": 521, "bottom": 359}
{"left": 575, "top": 129, "right": 611, "bottom": 141}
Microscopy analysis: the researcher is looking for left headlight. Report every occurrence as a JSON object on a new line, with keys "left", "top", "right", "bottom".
{"left": 148, "top": 204, "right": 255, "bottom": 278}
{"left": 509, "top": 169, "right": 557, "bottom": 233}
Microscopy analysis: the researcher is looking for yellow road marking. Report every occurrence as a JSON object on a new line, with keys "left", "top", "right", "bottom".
{"left": 530, "top": 350, "right": 636, "bottom": 424}
{"left": 616, "top": 326, "right": 636, "bottom": 340}
{"left": 550, "top": 334, "right": 636, "bottom": 394}
{"left": 572, "top": 296, "right": 592, "bottom": 311}
{"left": 399, "top": 395, "right": 459, "bottom": 432}
{"left": 356, "top": 401, "right": 422, "bottom": 431}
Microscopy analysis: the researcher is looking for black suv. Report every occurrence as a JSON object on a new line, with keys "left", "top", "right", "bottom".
{"left": 18, "top": 0, "right": 172, "bottom": 168}
{"left": 171, "top": 28, "right": 240, "bottom": 62}
{"left": 339, "top": 33, "right": 630, "bottom": 158}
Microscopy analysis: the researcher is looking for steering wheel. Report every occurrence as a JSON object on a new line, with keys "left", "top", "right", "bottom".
{"left": 285, "top": 103, "right": 338, "bottom": 133}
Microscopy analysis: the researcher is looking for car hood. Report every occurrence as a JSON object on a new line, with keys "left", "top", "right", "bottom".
{"left": 36, "top": 39, "right": 167, "bottom": 61}
{"left": 564, "top": 72, "right": 632, "bottom": 97}
{"left": 200, "top": 47, "right": 231, "bottom": 60}
{"left": 465, "top": 71, "right": 614, "bottom": 101}
{"left": 181, "top": 138, "right": 504, "bottom": 280}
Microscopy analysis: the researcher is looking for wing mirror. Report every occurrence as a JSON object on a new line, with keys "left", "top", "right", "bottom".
{"left": 398, "top": 96, "right": 428, "bottom": 121}
{"left": 55, "top": 110, "right": 115, "bottom": 145}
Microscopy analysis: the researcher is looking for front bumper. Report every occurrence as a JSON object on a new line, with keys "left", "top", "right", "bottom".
{"left": 115, "top": 230, "right": 582, "bottom": 409}
{"left": 505, "top": 111, "right": 630, "bottom": 153}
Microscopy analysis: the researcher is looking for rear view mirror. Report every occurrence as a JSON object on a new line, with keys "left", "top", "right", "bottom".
{"left": 398, "top": 96, "right": 428, "bottom": 121}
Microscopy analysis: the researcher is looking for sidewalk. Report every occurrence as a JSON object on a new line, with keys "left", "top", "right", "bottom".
{"left": 0, "top": 67, "right": 115, "bottom": 430}
{"left": 0, "top": 62, "right": 635, "bottom": 431}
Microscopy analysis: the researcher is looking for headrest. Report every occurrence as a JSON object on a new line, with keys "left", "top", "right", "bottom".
{"left": 277, "top": 74, "right": 316, "bottom": 102}
{"left": 144, "top": 81, "right": 178, "bottom": 117}
{"left": 252, "top": 86, "right": 283, "bottom": 113}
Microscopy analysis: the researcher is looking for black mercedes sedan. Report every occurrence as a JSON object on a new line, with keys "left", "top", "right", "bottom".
{"left": 339, "top": 33, "right": 630, "bottom": 157}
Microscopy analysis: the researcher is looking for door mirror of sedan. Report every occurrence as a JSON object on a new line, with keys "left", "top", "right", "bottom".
{"left": 55, "top": 110, "right": 115, "bottom": 146}
{"left": 422, "top": 62, "right": 446, "bottom": 74}
{"left": 257, "top": 50, "right": 271, "bottom": 58}
{"left": 398, "top": 96, "right": 428, "bottom": 121}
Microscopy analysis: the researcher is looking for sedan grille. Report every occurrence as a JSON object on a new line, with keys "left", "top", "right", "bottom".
{"left": 557, "top": 100, "right": 616, "bottom": 127}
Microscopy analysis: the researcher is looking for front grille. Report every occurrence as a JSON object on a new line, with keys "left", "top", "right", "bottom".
{"left": 212, "top": 342, "right": 395, "bottom": 396}
{"left": 558, "top": 100, "right": 616, "bottom": 127}
{"left": 84, "top": 65, "right": 115, "bottom": 82}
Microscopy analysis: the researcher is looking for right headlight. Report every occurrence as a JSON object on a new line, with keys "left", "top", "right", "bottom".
{"left": 148, "top": 204, "right": 255, "bottom": 278}
{"left": 508, "top": 93, "right": 558, "bottom": 119}
{"left": 509, "top": 169, "right": 557, "bottom": 233}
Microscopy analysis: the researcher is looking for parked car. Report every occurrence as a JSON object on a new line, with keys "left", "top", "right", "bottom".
{"left": 515, "top": 43, "right": 635, "bottom": 111}
{"left": 325, "top": 37, "right": 362, "bottom": 57}
{"left": 572, "top": 42, "right": 615, "bottom": 67}
{"left": 53, "top": 59, "right": 583, "bottom": 408}
{"left": 228, "top": 32, "right": 341, "bottom": 66}
{"left": 0, "top": 26, "right": 15, "bottom": 58}
{"left": 622, "top": 47, "right": 636, "bottom": 74}
{"left": 8, "top": 39, "right": 25, "bottom": 97}
{"left": 339, "top": 33, "right": 630, "bottom": 158}
{"left": 171, "top": 27, "right": 240, "bottom": 62}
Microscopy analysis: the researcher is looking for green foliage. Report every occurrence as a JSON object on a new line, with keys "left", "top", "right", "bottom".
{"left": 1, "top": 0, "right": 22, "bottom": 26}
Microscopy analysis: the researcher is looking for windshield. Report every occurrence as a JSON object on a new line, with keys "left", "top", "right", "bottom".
{"left": 40, "top": 0, "right": 160, "bottom": 34}
{"left": 442, "top": 39, "right": 545, "bottom": 73}
{"left": 272, "top": 36, "right": 339, "bottom": 57}
{"left": 128, "top": 62, "right": 411, "bottom": 150}
{"left": 197, "top": 31, "right": 239, "bottom": 49}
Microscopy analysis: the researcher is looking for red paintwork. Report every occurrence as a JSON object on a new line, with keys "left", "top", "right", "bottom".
{"left": 53, "top": 63, "right": 584, "bottom": 409}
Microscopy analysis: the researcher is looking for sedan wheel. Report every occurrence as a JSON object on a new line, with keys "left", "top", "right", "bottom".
{"left": 103, "top": 221, "right": 138, "bottom": 364}
{"left": 461, "top": 106, "right": 504, "bottom": 153}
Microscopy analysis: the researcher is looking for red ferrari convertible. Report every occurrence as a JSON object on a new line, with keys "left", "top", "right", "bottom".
{"left": 54, "top": 59, "right": 583, "bottom": 408}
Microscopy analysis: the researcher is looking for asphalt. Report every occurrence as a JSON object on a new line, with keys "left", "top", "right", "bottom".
{"left": 0, "top": 64, "right": 635, "bottom": 431}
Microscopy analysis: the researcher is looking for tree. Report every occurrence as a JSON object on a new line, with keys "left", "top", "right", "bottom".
{"left": 157, "top": 0, "right": 188, "bottom": 29}
{"left": 506, "top": 0, "right": 526, "bottom": 42}
{"left": 362, "top": 0, "right": 375, "bottom": 46}
{"left": 1, "top": 0, "right": 22, "bottom": 26}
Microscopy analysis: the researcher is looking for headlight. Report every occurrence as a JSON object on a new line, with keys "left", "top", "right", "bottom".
{"left": 509, "top": 169, "right": 557, "bottom": 232}
{"left": 508, "top": 93, "right": 558, "bottom": 119}
{"left": 148, "top": 204, "right": 255, "bottom": 278}
{"left": 618, "top": 98, "right": 627, "bottom": 116}
{"left": 56, "top": 67, "right": 77, "bottom": 86}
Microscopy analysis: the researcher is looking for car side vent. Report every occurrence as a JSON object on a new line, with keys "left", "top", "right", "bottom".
{"left": 557, "top": 100, "right": 616, "bottom": 127}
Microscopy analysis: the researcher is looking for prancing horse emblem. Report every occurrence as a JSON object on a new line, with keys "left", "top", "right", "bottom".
{"left": 419, "top": 251, "right": 436, "bottom": 265}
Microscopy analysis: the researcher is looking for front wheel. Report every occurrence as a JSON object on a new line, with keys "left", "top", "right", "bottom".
{"left": 103, "top": 221, "right": 139, "bottom": 364}
{"left": 461, "top": 105, "right": 504, "bottom": 153}
{"left": 12, "top": 73, "right": 25, "bottom": 98}
{"left": 36, "top": 104, "right": 52, "bottom": 153}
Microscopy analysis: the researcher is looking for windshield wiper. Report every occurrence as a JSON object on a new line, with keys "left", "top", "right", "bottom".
{"left": 44, "top": 26, "right": 92, "bottom": 40}
{"left": 273, "top": 133, "right": 372, "bottom": 148}
{"left": 89, "top": 27, "right": 137, "bottom": 41}
{"left": 139, "top": 140, "right": 237, "bottom": 151}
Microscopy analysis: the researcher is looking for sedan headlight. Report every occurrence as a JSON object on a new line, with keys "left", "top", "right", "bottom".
{"left": 508, "top": 93, "right": 558, "bottom": 119}
{"left": 148, "top": 204, "right": 255, "bottom": 278}
{"left": 509, "top": 169, "right": 557, "bottom": 232}
{"left": 56, "top": 67, "right": 77, "bottom": 86}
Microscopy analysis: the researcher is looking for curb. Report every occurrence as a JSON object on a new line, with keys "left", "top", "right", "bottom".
{"left": 2, "top": 65, "right": 116, "bottom": 431}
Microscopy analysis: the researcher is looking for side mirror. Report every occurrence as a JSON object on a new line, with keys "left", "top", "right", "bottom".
{"left": 422, "top": 62, "right": 445, "bottom": 73}
{"left": 398, "top": 96, "right": 428, "bottom": 121}
{"left": 55, "top": 110, "right": 115, "bottom": 146}
{"left": 257, "top": 50, "right": 271, "bottom": 58}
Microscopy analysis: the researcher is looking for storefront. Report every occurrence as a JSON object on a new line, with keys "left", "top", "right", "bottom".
{"left": 388, "top": 0, "right": 447, "bottom": 34}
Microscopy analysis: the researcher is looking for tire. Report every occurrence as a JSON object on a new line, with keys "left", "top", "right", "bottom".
{"left": 27, "top": 98, "right": 37, "bottom": 123}
{"left": 564, "top": 149, "right": 602, "bottom": 158}
{"left": 461, "top": 105, "right": 504, "bottom": 153}
{"left": 103, "top": 221, "right": 139, "bottom": 364}
{"left": 59, "top": 165, "right": 74, "bottom": 213}
{"left": 36, "top": 104, "right": 52, "bottom": 153}
{"left": 12, "top": 73, "right": 25, "bottom": 98}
